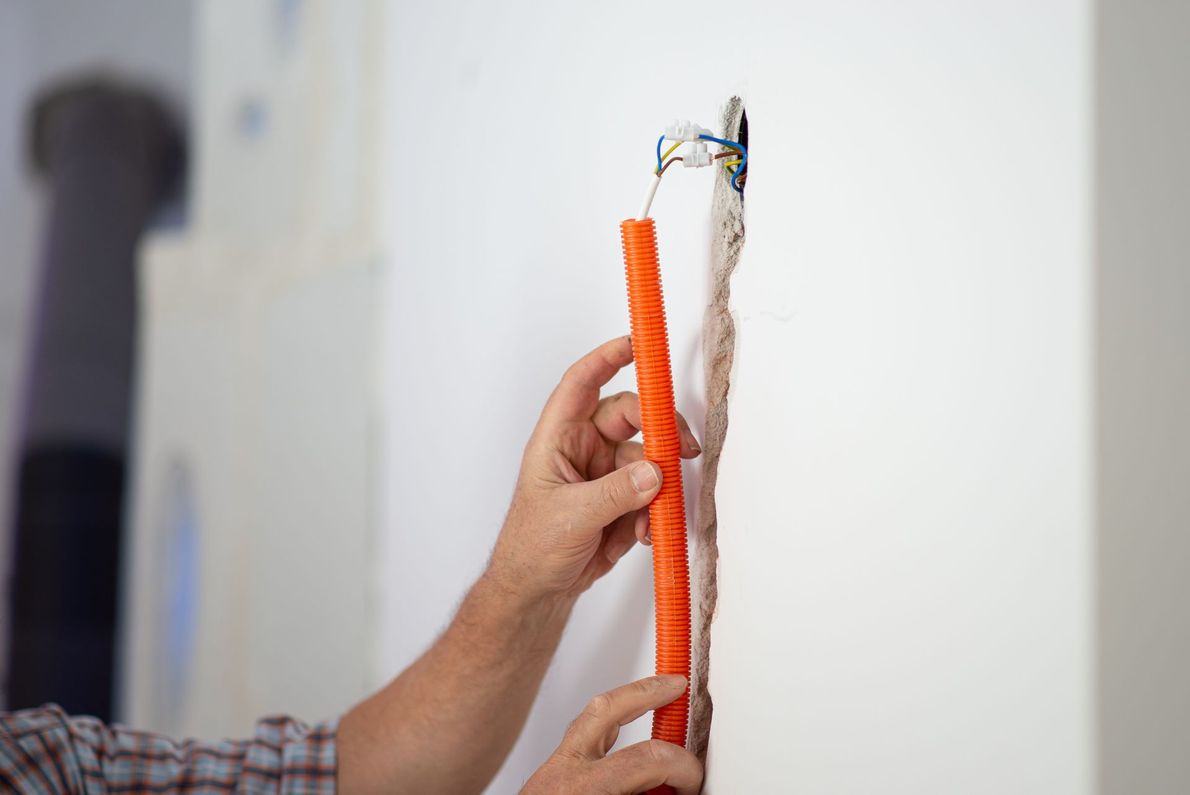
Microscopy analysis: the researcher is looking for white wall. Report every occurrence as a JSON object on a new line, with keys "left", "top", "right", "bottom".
{"left": 707, "top": 4, "right": 1092, "bottom": 791}
{"left": 382, "top": 1, "right": 1094, "bottom": 792}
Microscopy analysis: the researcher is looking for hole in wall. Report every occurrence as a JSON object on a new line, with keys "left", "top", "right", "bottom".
{"left": 737, "top": 107, "right": 748, "bottom": 193}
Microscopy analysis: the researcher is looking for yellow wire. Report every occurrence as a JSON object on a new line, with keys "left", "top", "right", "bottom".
{"left": 654, "top": 141, "right": 682, "bottom": 174}
{"left": 722, "top": 159, "right": 742, "bottom": 168}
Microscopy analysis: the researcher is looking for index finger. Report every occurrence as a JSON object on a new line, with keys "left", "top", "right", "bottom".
{"left": 594, "top": 740, "right": 703, "bottom": 795}
{"left": 541, "top": 336, "right": 634, "bottom": 425}
{"left": 562, "top": 675, "right": 688, "bottom": 758}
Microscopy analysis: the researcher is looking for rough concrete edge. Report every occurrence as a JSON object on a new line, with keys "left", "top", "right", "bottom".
{"left": 688, "top": 96, "right": 745, "bottom": 763}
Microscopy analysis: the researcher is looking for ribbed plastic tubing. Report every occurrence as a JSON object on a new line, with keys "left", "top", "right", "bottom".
{"left": 620, "top": 218, "right": 691, "bottom": 795}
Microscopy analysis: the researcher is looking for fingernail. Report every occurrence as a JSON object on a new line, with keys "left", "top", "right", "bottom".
{"left": 630, "top": 461, "right": 660, "bottom": 492}
{"left": 662, "top": 675, "right": 688, "bottom": 689}
{"left": 689, "top": 436, "right": 702, "bottom": 455}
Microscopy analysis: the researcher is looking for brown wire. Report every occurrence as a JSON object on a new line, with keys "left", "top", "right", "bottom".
{"left": 716, "top": 149, "right": 746, "bottom": 189}
{"left": 658, "top": 156, "right": 683, "bottom": 176}
{"left": 657, "top": 150, "right": 745, "bottom": 180}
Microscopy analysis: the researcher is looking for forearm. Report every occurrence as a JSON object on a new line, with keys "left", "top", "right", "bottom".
{"left": 338, "top": 570, "right": 575, "bottom": 794}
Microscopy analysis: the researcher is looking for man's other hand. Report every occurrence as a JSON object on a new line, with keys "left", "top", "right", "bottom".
{"left": 520, "top": 676, "right": 703, "bottom": 795}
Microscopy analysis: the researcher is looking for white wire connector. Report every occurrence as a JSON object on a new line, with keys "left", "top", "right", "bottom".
{"left": 664, "top": 119, "right": 713, "bottom": 142}
{"left": 681, "top": 141, "right": 712, "bottom": 167}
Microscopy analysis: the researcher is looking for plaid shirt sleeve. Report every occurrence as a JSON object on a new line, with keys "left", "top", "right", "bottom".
{"left": 0, "top": 704, "right": 338, "bottom": 794}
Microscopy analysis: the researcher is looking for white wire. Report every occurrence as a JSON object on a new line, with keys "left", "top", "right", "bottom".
{"left": 636, "top": 174, "right": 661, "bottom": 221}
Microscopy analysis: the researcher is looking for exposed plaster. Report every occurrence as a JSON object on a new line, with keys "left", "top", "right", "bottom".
{"left": 688, "top": 96, "right": 746, "bottom": 762}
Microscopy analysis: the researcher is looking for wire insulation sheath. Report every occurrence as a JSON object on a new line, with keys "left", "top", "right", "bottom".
{"left": 637, "top": 175, "right": 662, "bottom": 221}
{"left": 620, "top": 218, "right": 691, "bottom": 795}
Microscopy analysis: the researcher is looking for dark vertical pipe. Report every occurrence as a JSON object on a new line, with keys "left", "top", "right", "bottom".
{"left": 7, "top": 81, "right": 182, "bottom": 719}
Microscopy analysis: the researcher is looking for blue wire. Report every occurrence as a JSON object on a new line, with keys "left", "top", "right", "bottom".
{"left": 697, "top": 133, "right": 742, "bottom": 150}
{"left": 651, "top": 131, "right": 748, "bottom": 193}
{"left": 699, "top": 134, "right": 747, "bottom": 193}
{"left": 699, "top": 133, "right": 748, "bottom": 194}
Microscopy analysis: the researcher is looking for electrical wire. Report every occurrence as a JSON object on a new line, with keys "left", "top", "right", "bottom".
{"left": 657, "top": 151, "right": 735, "bottom": 180}
{"left": 698, "top": 133, "right": 747, "bottom": 193}
{"left": 658, "top": 156, "right": 683, "bottom": 176}
{"left": 640, "top": 134, "right": 750, "bottom": 219}
{"left": 638, "top": 174, "right": 662, "bottom": 221}
{"left": 655, "top": 142, "right": 682, "bottom": 175}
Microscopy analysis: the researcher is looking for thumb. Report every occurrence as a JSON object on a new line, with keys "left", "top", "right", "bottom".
{"left": 569, "top": 461, "right": 662, "bottom": 528}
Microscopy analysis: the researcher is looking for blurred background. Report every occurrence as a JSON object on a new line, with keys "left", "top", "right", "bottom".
{"left": 2, "top": 1, "right": 1187, "bottom": 794}
{"left": 0, "top": 0, "right": 195, "bottom": 717}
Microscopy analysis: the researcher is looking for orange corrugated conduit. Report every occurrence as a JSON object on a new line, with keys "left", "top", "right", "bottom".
{"left": 621, "top": 218, "right": 692, "bottom": 762}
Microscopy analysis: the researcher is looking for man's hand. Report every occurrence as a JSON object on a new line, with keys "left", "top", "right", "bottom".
{"left": 489, "top": 336, "right": 700, "bottom": 599}
{"left": 520, "top": 675, "right": 703, "bottom": 795}
{"left": 339, "top": 339, "right": 700, "bottom": 794}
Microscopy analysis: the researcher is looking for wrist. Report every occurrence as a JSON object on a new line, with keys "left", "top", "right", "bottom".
{"left": 452, "top": 572, "right": 575, "bottom": 664}
{"left": 478, "top": 563, "right": 578, "bottom": 620}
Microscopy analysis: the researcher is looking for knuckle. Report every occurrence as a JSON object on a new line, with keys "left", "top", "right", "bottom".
{"left": 561, "top": 360, "right": 583, "bottom": 385}
{"left": 598, "top": 476, "right": 624, "bottom": 509}
{"left": 561, "top": 709, "right": 590, "bottom": 742}
{"left": 584, "top": 692, "right": 613, "bottom": 720}
{"left": 633, "top": 677, "right": 660, "bottom": 696}
{"left": 558, "top": 741, "right": 587, "bottom": 763}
